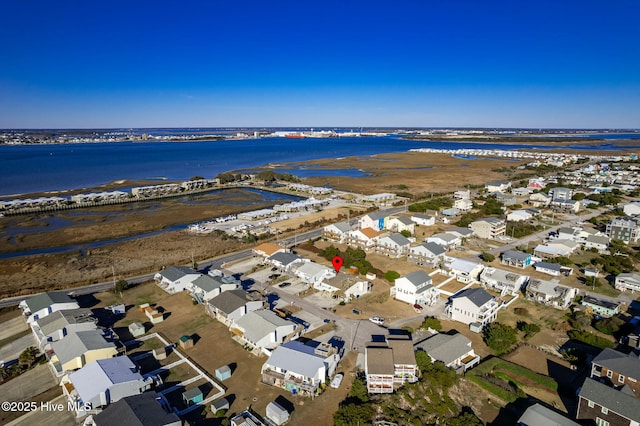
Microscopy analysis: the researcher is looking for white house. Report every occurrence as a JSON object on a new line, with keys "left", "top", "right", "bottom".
{"left": 454, "top": 198, "right": 473, "bottom": 211}
{"left": 385, "top": 216, "right": 415, "bottom": 234}
{"left": 447, "top": 288, "right": 501, "bottom": 327}
{"left": 414, "top": 333, "right": 480, "bottom": 372}
{"left": 391, "top": 270, "right": 438, "bottom": 306}
{"left": 485, "top": 181, "right": 511, "bottom": 193}
{"left": 534, "top": 262, "right": 573, "bottom": 277}
{"left": 206, "top": 290, "right": 263, "bottom": 325}
{"left": 376, "top": 233, "right": 411, "bottom": 258}
{"left": 31, "top": 308, "right": 97, "bottom": 350}
{"left": 623, "top": 201, "right": 640, "bottom": 217}
{"left": 322, "top": 222, "right": 352, "bottom": 243}
{"left": 187, "top": 274, "right": 241, "bottom": 303}
{"left": 479, "top": 267, "right": 528, "bottom": 296}
{"left": 61, "top": 356, "right": 151, "bottom": 417}
{"left": 583, "top": 235, "right": 610, "bottom": 252}
{"left": 525, "top": 279, "right": 577, "bottom": 309}
{"left": 426, "top": 232, "right": 461, "bottom": 248}
{"left": 410, "top": 214, "right": 435, "bottom": 226}
{"left": 232, "top": 310, "right": 298, "bottom": 352}
{"left": 19, "top": 291, "right": 80, "bottom": 324}
{"left": 358, "top": 211, "right": 387, "bottom": 231}
{"left": 408, "top": 242, "right": 446, "bottom": 268}
{"left": 615, "top": 272, "right": 640, "bottom": 292}
{"left": 347, "top": 227, "right": 380, "bottom": 250}
{"left": 442, "top": 257, "right": 485, "bottom": 283}
{"left": 507, "top": 210, "right": 533, "bottom": 222}
{"left": 154, "top": 266, "right": 202, "bottom": 294}
{"left": 292, "top": 262, "right": 336, "bottom": 287}
{"left": 266, "top": 252, "right": 306, "bottom": 271}
{"left": 528, "top": 192, "right": 551, "bottom": 207}
{"left": 261, "top": 340, "right": 339, "bottom": 397}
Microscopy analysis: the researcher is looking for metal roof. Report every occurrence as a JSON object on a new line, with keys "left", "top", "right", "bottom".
{"left": 265, "top": 341, "right": 326, "bottom": 379}
{"left": 414, "top": 333, "right": 472, "bottom": 366}
{"left": 51, "top": 330, "right": 116, "bottom": 365}
{"left": 25, "top": 291, "right": 76, "bottom": 313}
{"left": 579, "top": 378, "right": 640, "bottom": 422}
{"left": 453, "top": 288, "right": 493, "bottom": 308}
{"left": 158, "top": 266, "right": 199, "bottom": 282}
{"left": 207, "top": 290, "right": 250, "bottom": 315}
{"left": 518, "top": 403, "right": 580, "bottom": 426}
{"left": 69, "top": 356, "right": 142, "bottom": 406}
{"left": 93, "top": 392, "right": 180, "bottom": 426}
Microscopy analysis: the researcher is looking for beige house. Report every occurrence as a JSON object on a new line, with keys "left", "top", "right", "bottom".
{"left": 469, "top": 218, "right": 506, "bottom": 240}
{"left": 50, "top": 330, "right": 118, "bottom": 376}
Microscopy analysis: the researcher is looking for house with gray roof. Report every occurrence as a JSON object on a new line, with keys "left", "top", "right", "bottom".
{"left": 534, "top": 262, "right": 573, "bottom": 277}
{"left": 63, "top": 356, "right": 151, "bottom": 417}
{"left": 322, "top": 221, "right": 353, "bottom": 243}
{"left": 266, "top": 251, "right": 306, "bottom": 271}
{"left": 577, "top": 378, "right": 640, "bottom": 425}
{"left": 292, "top": 261, "right": 335, "bottom": 287}
{"left": 480, "top": 267, "right": 528, "bottom": 296}
{"left": 376, "top": 233, "right": 411, "bottom": 258}
{"left": 525, "top": 279, "right": 577, "bottom": 309}
{"left": 581, "top": 296, "right": 620, "bottom": 318}
{"left": 232, "top": 310, "right": 299, "bottom": 353}
{"left": 359, "top": 211, "right": 388, "bottom": 231}
{"left": 517, "top": 403, "right": 580, "bottom": 426}
{"left": 446, "top": 288, "right": 501, "bottom": 327}
{"left": 442, "top": 256, "right": 484, "bottom": 283}
{"left": 88, "top": 392, "right": 181, "bottom": 426}
{"left": 31, "top": 308, "right": 97, "bottom": 349}
{"left": 154, "top": 266, "right": 202, "bottom": 294}
{"left": 426, "top": 232, "right": 461, "bottom": 248}
{"left": 187, "top": 274, "right": 240, "bottom": 303}
{"left": 616, "top": 272, "right": 640, "bottom": 292}
{"left": 408, "top": 242, "right": 446, "bottom": 268}
{"left": 414, "top": 333, "right": 480, "bottom": 371}
{"left": 391, "top": 270, "right": 438, "bottom": 306}
{"left": 19, "top": 291, "right": 80, "bottom": 324}
{"left": 206, "top": 290, "right": 263, "bottom": 325}
{"left": 410, "top": 214, "right": 435, "bottom": 226}
{"left": 469, "top": 217, "right": 506, "bottom": 240}
{"left": 501, "top": 250, "right": 532, "bottom": 269}
{"left": 261, "top": 340, "right": 339, "bottom": 397}
{"left": 583, "top": 234, "right": 610, "bottom": 252}
{"left": 590, "top": 348, "right": 640, "bottom": 396}
{"left": 365, "top": 334, "right": 418, "bottom": 394}
{"left": 50, "top": 330, "right": 118, "bottom": 375}
{"left": 385, "top": 216, "right": 415, "bottom": 234}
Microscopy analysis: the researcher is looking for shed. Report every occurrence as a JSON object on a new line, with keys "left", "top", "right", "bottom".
{"left": 179, "top": 335, "right": 194, "bottom": 349}
{"left": 138, "top": 303, "right": 150, "bottom": 312}
{"left": 469, "top": 322, "right": 483, "bottom": 333}
{"left": 153, "top": 346, "right": 172, "bottom": 360}
{"left": 128, "top": 322, "right": 145, "bottom": 337}
{"left": 266, "top": 401, "right": 289, "bottom": 425}
{"left": 211, "top": 397, "right": 230, "bottom": 414}
{"left": 215, "top": 365, "right": 232, "bottom": 381}
{"left": 106, "top": 303, "right": 126, "bottom": 315}
{"left": 182, "top": 387, "right": 203, "bottom": 406}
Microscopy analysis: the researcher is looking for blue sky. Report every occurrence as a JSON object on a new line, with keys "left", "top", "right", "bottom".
{"left": 1, "top": 1, "right": 639, "bottom": 129}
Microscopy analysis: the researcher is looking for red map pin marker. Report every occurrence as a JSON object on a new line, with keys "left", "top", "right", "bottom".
{"left": 332, "top": 256, "right": 344, "bottom": 273}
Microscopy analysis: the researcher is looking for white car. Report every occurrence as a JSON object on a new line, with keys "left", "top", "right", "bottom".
{"left": 369, "top": 316, "right": 385, "bottom": 325}
{"left": 330, "top": 373, "right": 344, "bottom": 389}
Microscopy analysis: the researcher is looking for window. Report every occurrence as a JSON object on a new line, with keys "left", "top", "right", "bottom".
{"left": 601, "top": 407, "right": 609, "bottom": 414}
{"left": 619, "top": 375, "right": 625, "bottom": 383}
{"left": 588, "top": 400, "right": 595, "bottom": 408}
{"left": 595, "top": 417, "right": 609, "bottom": 426}
{"left": 606, "top": 370, "right": 613, "bottom": 378}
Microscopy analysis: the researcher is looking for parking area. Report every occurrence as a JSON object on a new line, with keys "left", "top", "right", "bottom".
{"left": 303, "top": 292, "right": 341, "bottom": 309}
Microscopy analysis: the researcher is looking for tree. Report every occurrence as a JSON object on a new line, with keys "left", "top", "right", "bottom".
{"left": 415, "top": 350, "right": 433, "bottom": 373}
{"left": 480, "top": 252, "right": 495, "bottom": 262}
{"left": 18, "top": 346, "right": 39, "bottom": 368}
{"left": 348, "top": 378, "right": 369, "bottom": 403}
{"left": 333, "top": 403, "right": 374, "bottom": 426}
{"left": 400, "top": 229, "right": 412, "bottom": 238}
{"left": 482, "top": 322, "right": 518, "bottom": 355}
{"left": 115, "top": 279, "right": 128, "bottom": 293}
{"left": 384, "top": 270, "right": 400, "bottom": 283}
{"left": 516, "top": 321, "right": 541, "bottom": 339}
{"left": 442, "top": 412, "right": 484, "bottom": 426}
{"left": 420, "top": 316, "right": 442, "bottom": 332}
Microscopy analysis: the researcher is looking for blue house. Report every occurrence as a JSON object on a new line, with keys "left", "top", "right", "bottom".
{"left": 500, "top": 250, "right": 532, "bottom": 269}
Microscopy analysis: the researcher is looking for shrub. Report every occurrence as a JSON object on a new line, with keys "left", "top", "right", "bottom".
{"left": 384, "top": 270, "right": 401, "bottom": 282}
{"left": 483, "top": 322, "right": 518, "bottom": 355}
{"left": 420, "top": 316, "right": 442, "bottom": 332}
{"left": 480, "top": 252, "right": 495, "bottom": 262}
{"left": 568, "top": 329, "right": 614, "bottom": 349}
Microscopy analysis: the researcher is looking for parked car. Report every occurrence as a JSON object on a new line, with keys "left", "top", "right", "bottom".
{"left": 413, "top": 304, "right": 423, "bottom": 313}
{"left": 352, "top": 308, "right": 361, "bottom": 315}
{"left": 330, "top": 373, "right": 344, "bottom": 389}
{"left": 278, "top": 282, "right": 291, "bottom": 288}
{"left": 369, "top": 316, "right": 385, "bottom": 325}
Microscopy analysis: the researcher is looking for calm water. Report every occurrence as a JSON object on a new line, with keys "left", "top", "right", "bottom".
{"left": 1, "top": 135, "right": 638, "bottom": 197}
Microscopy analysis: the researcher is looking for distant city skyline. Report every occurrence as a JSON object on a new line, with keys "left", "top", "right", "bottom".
{"left": 1, "top": 1, "right": 639, "bottom": 129}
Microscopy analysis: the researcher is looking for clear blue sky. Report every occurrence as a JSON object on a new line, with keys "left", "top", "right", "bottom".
{"left": 1, "top": 1, "right": 639, "bottom": 129}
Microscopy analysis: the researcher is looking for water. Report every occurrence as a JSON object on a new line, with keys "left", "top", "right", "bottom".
{"left": 1, "top": 134, "right": 638, "bottom": 197}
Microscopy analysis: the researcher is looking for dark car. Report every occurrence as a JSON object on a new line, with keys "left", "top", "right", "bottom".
{"left": 269, "top": 274, "right": 280, "bottom": 280}
{"left": 278, "top": 282, "right": 291, "bottom": 288}
{"left": 271, "top": 267, "right": 278, "bottom": 271}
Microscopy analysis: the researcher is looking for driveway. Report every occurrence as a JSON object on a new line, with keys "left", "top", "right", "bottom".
{"left": 0, "top": 317, "right": 28, "bottom": 341}
{"left": 0, "top": 334, "right": 36, "bottom": 363}
{"left": 0, "top": 364, "right": 56, "bottom": 402}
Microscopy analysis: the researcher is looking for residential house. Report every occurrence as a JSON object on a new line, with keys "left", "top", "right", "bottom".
{"left": 446, "top": 288, "right": 501, "bottom": 327}
{"left": 512, "top": 187, "right": 532, "bottom": 196}
{"left": 292, "top": 262, "right": 336, "bottom": 287}
{"left": 591, "top": 348, "right": 640, "bottom": 395}
{"left": 321, "top": 273, "right": 372, "bottom": 301}
{"left": 517, "top": 403, "right": 579, "bottom": 426}
{"left": 606, "top": 218, "right": 640, "bottom": 244}
{"left": 347, "top": 227, "right": 380, "bottom": 250}
{"left": 322, "top": 222, "right": 353, "bottom": 243}
{"left": 414, "top": 332, "right": 480, "bottom": 372}
{"left": 496, "top": 193, "right": 517, "bottom": 206}
{"left": 615, "top": 273, "right": 640, "bottom": 292}
{"left": 501, "top": 250, "right": 532, "bottom": 269}
{"left": 252, "top": 243, "right": 286, "bottom": 259}
{"left": 533, "top": 244, "right": 571, "bottom": 259}
{"left": 187, "top": 274, "right": 240, "bottom": 303}
{"left": 19, "top": 291, "right": 80, "bottom": 324}
{"left": 154, "top": 266, "right": 202, "bottom": 294}
{"left": 556, "top": 227, "right": 581, "bottom": 241}
{"left": 584, "top": 234, "right": 610, "bottom": 252}
{"left": 480, "top": 267, "right": 528, "bottom": 296}
{"left": 442, "top": 207, "right": 461, "bottom": 217}
{"left": 376, "top": 233, "right": 411, "bottom": 258}
{"left": 86, "top": 392, "right": 181, "bottom": 426}
{"left": 581, "top": 296, "right": 620, "bottom": 318}
{"left": 546, "top": 239, "right": 580, "bottom": 255}
{"left": 31, "top": 308, "right": 97, "bottom": 350}
{"left": 359, "top": 211, "right": 388, "bottom": 231}
{"left": 534, "top": 262, "right": 573, "bottom": 277}
{"left": 469, "top": 218, "right": 506, "bottom": 240}
{"left": 623, "top": 201, "right": 640, "bottom": 217}
{"left": 485, "top": 181, "right": 511, "bottom": 193}
{"left": 454, "top": 189, "right": 471, "bottom": 200}
{"left": 442, "top": 257, "right": 484, "bottom": 283}
{"left": 365, "top": 335, "right": 418, "bottom": 394}
{"left": 410, "top": 214, "right": 435, "bottom": 226}
{"left": 261, "top": 340, "right": 339, "bottom": 397}
{"left": 551, "top": 199, "right": 580, "bottom": 213}
{"left": 448, "top": 227, "right": 474, "bottom": 239}
{"left": 62, "top": 356, "right": 151, "bottom": 417}
{"left": 454, "top": 198, "right": 473, "bottom": 211}
{"left": 50, "top": 330, "right": 118, "bottom": 376}
{"left": 391, "top": 271, "right": 438, "bottom": 306}
{"left": 361, "top": 193, "right": 398, "bottom": 206}
{"left": 206, "top": 290, "right": 263, "bottom": 325}
{"left": 266, "top": 252, "right": 306, "bottom": 272}
{"left": 232, "top": 310, "right": 298, "bottom": 352}
{"left": 525, "top": 279, "right": 577, "bottom": 309}
{"left": 231, "top": 411, "right": 268, "bottom": 426}
{"left": 408, "top": 242, "right": 446, "bottom": 268}
{"left": 507, "top": 210, "right": 533, "bottom": 222}
{"left": 386, "top": 216, "right": 415, "bottom": 234}
{"left": 527, "top": 178, "right": 547, "bottom": 190}
{"left": 426, "top": 232, "right": 461, "bottom": 249}
{"left": 577, "top": 378, "right": 640, "bottom": 426}
{"left": 549, "top": 187, "right": 573, "bottom": 200}
{"left": 528, "top": 192, "right": 551, "bottom": 208}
